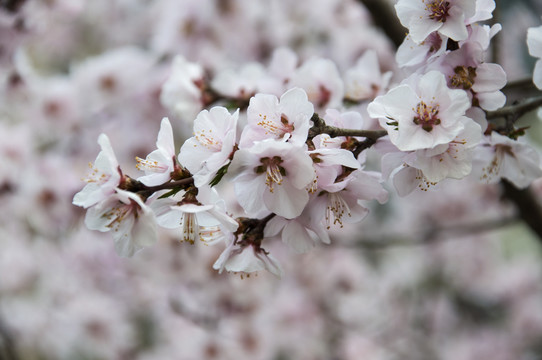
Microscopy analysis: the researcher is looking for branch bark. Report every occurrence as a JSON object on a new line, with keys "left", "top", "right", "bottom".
{"left": 501, "top": 180, "right": 542, "bottom": 242}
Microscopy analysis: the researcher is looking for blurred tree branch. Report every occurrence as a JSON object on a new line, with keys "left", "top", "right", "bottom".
{"left": 501, "top": 180, "right": 542, "bottom": 242}
{"left": 348, "top": 216, "right": 519, "bottom": 250}
{"left": 357, "top": 0, "right": 406, "bottom": 48}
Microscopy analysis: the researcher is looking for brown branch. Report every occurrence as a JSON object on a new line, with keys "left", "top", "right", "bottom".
{"left": 501, "top": 179, "right": 542, "bottom": 242}
{"left": 357, "top": 0, "right": 406, "bottom": 48}
{"left": 308, "top": 113, "right": 388, "bottom": 140}
{"left": 486, "top": 95, "right": 542, "bottom": 121}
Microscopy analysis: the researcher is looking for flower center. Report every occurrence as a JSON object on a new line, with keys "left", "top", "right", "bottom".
{"left": 103, "top": 201, "right": 136, "bottom": 232}
{"left": 257, "top": 114, "right": 295, "bottom": 140}
{"left": 426, "top": 0, "right": 450, "bottom": 22}
{"left": 195, "top": 129, "right": 222, "bottom": 151}
{"left": 180, "top": 212, "right": 198, "bottom": 244}
{"left": 254, "top": 156, "right": 286, "bottom": 193}
{"left": 413, "top": 101, "right": 441, "bottom": 132}
{"left": 135, "top": 157, "right": 169, "bottom": 173}
{"left": 450, "top": 66, "right": 477, "bottom": 90}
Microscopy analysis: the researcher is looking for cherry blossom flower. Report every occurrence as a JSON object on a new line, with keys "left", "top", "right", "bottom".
{"left": 213, "top": 238, "right": 282, "bottom": 278}
{"left": 230, "top": 139, "right": 314, "bottom": 219}
{"left": 84, "top": 189, "right": 157, "bottom": 257}
{"left": 72, "top": 134, "right": 122, "bottom": 208}
{"left": 290, "top": 57, "right": 345, "bottom": 109}
{"left": 527, "top": 24, "right": 542, "bottom": 89}
{"left": 160, "top": 55, "right": 205, "bottom": 122}
{"left": 343, "top": 50, "right": 392, "bottom": 102}
{"left": 264, "top": 211, "right": 330, "bottom": 253}
{"left": 240, "top": 87, "right": 313, "bottom": 148}
{"left": 136, "top": 117, "right": 177, "bottom": 187}
{"left": 211, "top": 62, "right": 266, "bottom": 100}
{"left": 395, "top": 0, "right": 476, "bottom": 44}
{"left": 178, "top": 106, "right": 239, "bottom": 186}
{"left": 396, "top": 31, "right": 447, "bottom": 69}
{"left": 474, "top": 132, "right": 542, "bottom": 189}
{"left": 309, "top": 170, "right": 388, "bottom": 230}
{"left": 71, "top": 46, "right": 155, "bottom": 113}
{"left": 412, "top": 118, "right": 482, "bottom": 182}
{"left": 435, "top": 42, "right": 506, "bottom": 111}
{"left": 151, "top": 187, "right": 238, "bottom": 244}
{"left": 367, "top": 71, "right": 472, "bottom": 151}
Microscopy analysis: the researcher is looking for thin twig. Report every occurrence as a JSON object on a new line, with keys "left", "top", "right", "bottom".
{"left": 486, "top": 95, "right": 542, "bottom": 120}
{"left": 308, "top": 113, "right": 388, "bottom": 140}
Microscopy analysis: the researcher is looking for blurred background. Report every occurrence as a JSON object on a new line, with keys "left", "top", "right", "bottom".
{"left": 1, "top": 0, "right": 542, "bottom": 359}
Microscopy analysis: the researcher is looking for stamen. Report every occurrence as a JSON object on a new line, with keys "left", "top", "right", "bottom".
{"left": 257, "top": 113, "right": 294, "bottom": 138}
{"left": 194, "top": 129, "right": 222, "bottom": 151}
{"left": 135, "top": 157, "right": 168, "bottom": 172}
{"left": 450, "top": 66, "right": 477, "bottom": 90}
{"left": 255, "top": 156, "right": 287, "bottom": 193}
{"left": 412, "top": 101, "right": 441, "bottom": 132}
{"left": 325, "top": 193, "right": 351, "bottom": 229}
{"left": 425, "top": 0, "right": 451, "bottom": 22}
{"left": 180, "top": 212, "right": 198, "bottom": 244}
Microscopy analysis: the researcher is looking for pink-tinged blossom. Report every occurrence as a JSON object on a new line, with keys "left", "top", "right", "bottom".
{"left": 71, "top": 47, "right": 155, "bottom": 113}
{"left": 136, "top": 117, "right": 176, "bottom": 187}
{"left": 257, "top": 47, "right": 298, "bottom": 96}
{"left": 73, "top": 134, "right": 122, "bottom": 209}
{"left": 309, "top": 170, "right": 388, "bottom": 230}
{"left": 240, "top": 87, "right": 313, "bottom": 148}
{"left": 396, "top": 31, "right": 447, "bottom": 69}
{"left": 343, "top": 50, "right": 392, "bottom": 102}
{"left": 84, "top": 189, "right": 157, "bottom": 257}
{"left": 211, "top": 62, "right": 265, "bottom": 100}
{"left": 467, "top": 0, "right": 496, "bottom": 24}
{"left": 412, "top": 118, "right": 482, "bottom": 182}
{"left": 151, "top": 188, "right": 238, "bottom": 244}
{"left": 264, "top": 211, "right": 331, "bottom": 253}
{"left": 307, "top": 147, "right": 360, "bottom": 191}
{"left": 395, "top": 0, "right": 476, "bottom": 43}
{"left": 459, "top": 23, "right": 501, "bottom": 51}
{"left": 367, "top": 71, "right": 471, "bottom": 151}
{"left": 213, "top": 239, "right": 282, "bottom": 278}
{"left": 527, "top": 25, "right": 542, "bottom": 90}
{"left": 160, "top": 55, "right": 205, "bottom": 122}
{"left": 230, "top": 140, "right": 314, "bottom": 219}
{"left": 474, "top": 132, "right": 542, "bottom": 189}
{"left": 178, "top": 107, "right": 239, "bottom": 186}
{"left": 290, "top": 58, "right": 345, "bottom": 109}
{"left": 436, "top": 42, "right": 506, "bottom": 111}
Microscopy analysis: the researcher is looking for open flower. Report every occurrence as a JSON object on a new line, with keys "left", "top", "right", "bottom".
{"left": 240, "top": 87, "right": 313, "bottom": 148}
{"left": 213, "top": 238, "right": 282, "bottom": 278}
{"left": 160, "top": 55, "right": 205, "bottom": 122}
{"left": 395, "top": 0, "right": 476, "bottom": 43}
{"left": 151, "top": 187, "right": 238, "bottom": 244}
{"left": 474, "top": 132, "right": 542, "bottom": 189}
{"left": 136, "top": 117, "right": 177, "bottom": 186}
{"left": 368, "top": 71, "right": 472, "bottom": 151}
{"left": 178, "top": 106, "right": 239, "bottom": 187}
{"left": 230, "top": 139, "right": 314, "bottom": 219}
{"left": 73, "top": 134, "right": 122, "bottom": 208}
{"left": 84, "top": 189, "right": 157, "bottom": 257}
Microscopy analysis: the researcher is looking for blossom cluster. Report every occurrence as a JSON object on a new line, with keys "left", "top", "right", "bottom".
{"left": 4, "top": 0, "right": 542, "bottom": 358}
{"left": 370, "top": 0, "right": 542, "bottom": 195}
{"left": 72, "top": 0, "right": 542, "bottom": 277}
